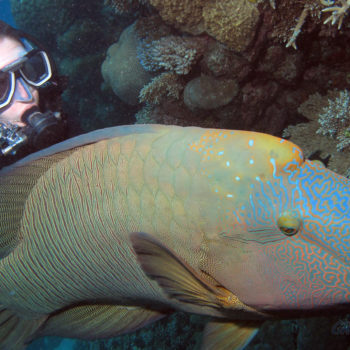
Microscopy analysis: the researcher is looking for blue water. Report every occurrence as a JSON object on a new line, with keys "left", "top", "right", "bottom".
{"left": 0, "top": 0, "right": 15, "bottom": 26}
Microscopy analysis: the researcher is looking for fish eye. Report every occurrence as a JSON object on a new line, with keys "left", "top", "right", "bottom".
{"left": 277, "top": 209, "right": 302, "bottom": 236}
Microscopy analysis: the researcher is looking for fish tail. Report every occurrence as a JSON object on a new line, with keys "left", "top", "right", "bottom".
{"left": 0, "top": 305, "right": 46, "bottom": 350}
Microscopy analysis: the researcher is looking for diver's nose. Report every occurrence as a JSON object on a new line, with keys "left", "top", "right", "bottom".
{"left": 13, "top": 77, "right": 34, "bottom": 103}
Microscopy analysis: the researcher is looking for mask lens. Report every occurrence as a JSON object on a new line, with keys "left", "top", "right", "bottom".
{"left": 0, "top": 71, "right": 14, "bottom": 108}
{"left": 20, "top": 51, "right": 51, "bottom": 86}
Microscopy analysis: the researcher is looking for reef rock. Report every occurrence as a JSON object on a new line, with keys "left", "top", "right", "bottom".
{"left": 101, "top": 23, "right": 154, "bottom": 105}
{"left": 184, "top": 75, "right": 238, "bottom": 110}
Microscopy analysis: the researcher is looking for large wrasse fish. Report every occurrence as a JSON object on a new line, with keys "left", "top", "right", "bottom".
{"left": 0, "top": 124, "right": 348, "bottom": 349}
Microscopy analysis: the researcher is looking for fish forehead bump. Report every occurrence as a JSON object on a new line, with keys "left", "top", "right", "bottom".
{"left": 188, "top": 129, "right": 304, "bottom": 181}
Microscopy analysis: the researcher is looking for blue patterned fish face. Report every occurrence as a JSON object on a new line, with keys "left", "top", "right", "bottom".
{"left": 213, "top": 159, "right": 350, "bottom": 314}
{"left": 183, "top": 128, "right": 349, "bottom": 314}
{"left": 195, "top": 131, "right": 350, "bottom": 314}
{"left": 260, "top": 160, "right": 350, "bottom": 312}
{"left": 295, "top": 160, "right": 350, "bottom": 266}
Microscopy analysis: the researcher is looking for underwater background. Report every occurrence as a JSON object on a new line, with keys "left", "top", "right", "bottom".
{"left": 0, "top": 0, "right": 350, "bottom": 349}
{"left": 0, "top": 0, "right": 14, "bottom": 25}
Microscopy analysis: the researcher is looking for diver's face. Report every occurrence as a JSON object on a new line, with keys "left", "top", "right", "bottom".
{"left": 0, "top": 36, "right": 39, "bottom": 127}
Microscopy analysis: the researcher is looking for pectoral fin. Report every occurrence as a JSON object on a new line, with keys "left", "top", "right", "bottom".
{"left": 201, "top": 320, "right": 261, "bottom": 350}
{"left": 130, "top": 232, "right": 255, "bottom": 314}
{"left": 39, "top": 304, "right": 165, "bottom": 339}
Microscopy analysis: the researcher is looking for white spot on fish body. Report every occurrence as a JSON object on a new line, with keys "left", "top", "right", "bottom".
{"left": 226, "top": 161, "right": 230, "bottom": 167}
{"left": 227, "top": 194, "right": 233, "bottom": 198}
{"left": 249, "top": 159, "right": 254, "bottom": 164}
{"left": 270, "top": 158, "right": 277, "bottom": 177}
{"left": 218, "top": 151, "right": 224, "bottom": 156}
{"left": 249, "top": 140, "right": 254, "bottom": 147}
{"left": 235, "top": 176, "right": 240, "bottom": 181}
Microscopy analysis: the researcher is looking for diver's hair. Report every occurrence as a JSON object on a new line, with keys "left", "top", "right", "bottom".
{"left": 0, "top": 20, "right": 19, "bottom": 41}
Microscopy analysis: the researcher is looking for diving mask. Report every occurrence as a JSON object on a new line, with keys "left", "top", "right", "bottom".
{"left": 0, "top": 48, "right": 52, "bottom": 110}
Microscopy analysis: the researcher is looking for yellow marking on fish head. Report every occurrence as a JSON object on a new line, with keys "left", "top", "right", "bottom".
{"left": 187, "top": 129, "right": 305, "bottom": 214}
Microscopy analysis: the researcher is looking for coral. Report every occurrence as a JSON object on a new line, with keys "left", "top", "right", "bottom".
{"left": 283, "top": 90, "right": 350, "bottom": 176}
{"left": 285, "top": 5, "right": 310, "bottom": 49}
{"left": 202, "top": 42, "right": 253, "bottom": 81}
{"left": 183, "top": 75, "right": 238, "bottom": 110}
{"left": 105, "top": 0, "right": 147, "bottom": 14}
{"left": 134, "top": 16, "right": 173, "bottom": 42}
{"left": 322, "top": 0, "right": 350, "bottom": 29}
{"left": 317, "top": 89, "right": 350, "bottom": 151}
{"left": 101, "top": 23, "right": 154, "bottom": 105}
{"left": 136, "top": 100, "right": 219, "bottom": 127}
{"left": 147, "top": 0, "right": 350, "bottom": 52}
{"left": 202, "top": 42, "right": 232, "bottom": 77}
{"left": 148, "top": 0, "right": 260, "bottom": 51}
{"left": 135, "top": 105, "right": 157, "bottom": 123}
{"left": 139, "top": 73, "right": 183, "bottom": 105}
{"left": 202, "top": 0, "right": 260, "bottom": 52}
{"left": 147, "top": 0, "right": 205, "bottom": 34}
{"left": 284, "top": 0, "right": 350, "bottom": 49}
{"left": 258, "top": 46, "right": 303, "bottom": 84}
{"left": 137, "top": 35, "right": 205, "bottom": 75}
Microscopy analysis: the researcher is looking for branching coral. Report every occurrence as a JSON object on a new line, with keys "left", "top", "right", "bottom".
{"left": 286, "top": 0, "right": 350, "bottom": 49}
{"left": 139, "top": 73, "right": 183, "bottom": 105}
{"left": 322, "top": 0, "right": 350, "bottom": 29}
{"left": 137, "top": 36, "right": 205, "bottom": 75}
{"left": 317, "top": 89, "right": 350, "bottom": 151}
{"left": 286, "top": 5, "right": 310, "bottom": 49}
{"left": 283, "top": 90, "right": 350, "bottom": 176}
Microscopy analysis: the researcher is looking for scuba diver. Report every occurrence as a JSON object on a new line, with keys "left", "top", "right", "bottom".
{"left": 0, "top": 20, "right": 67, "bottom": 167}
